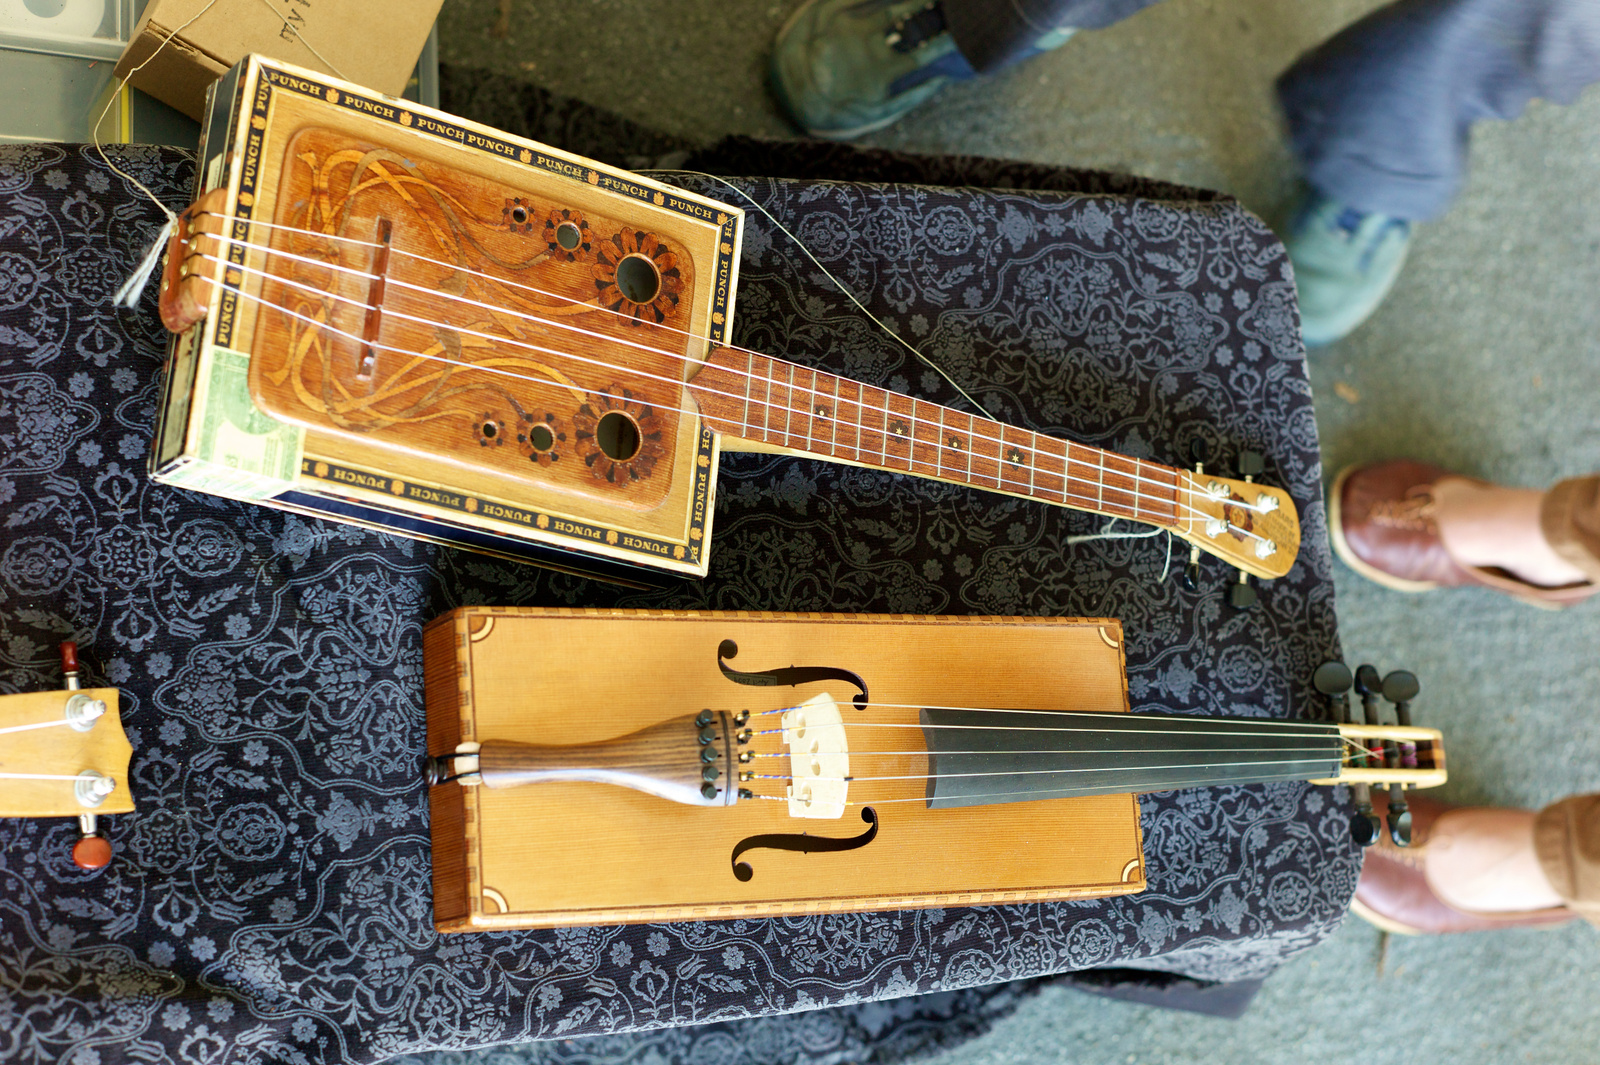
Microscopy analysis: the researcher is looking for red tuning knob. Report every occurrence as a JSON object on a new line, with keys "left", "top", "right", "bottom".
{"left": 59, "top": 641, "right": 79, "bottom": 674}
{"left": 72, "top": 835, "right": 113, "bottom": 870}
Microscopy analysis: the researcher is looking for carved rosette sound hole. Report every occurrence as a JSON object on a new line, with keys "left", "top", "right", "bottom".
{"left": 1006, "top": 446, "right": 1027, "bottom": 467}
{"left": 593, "top": 230, "right": 683, "bottom": 326}
{"left": 502, "top": 197, "right": 536, "bottom": 234}
{"left": 475, "top": 413, "right": 507, "bottom": 448}
{"left": 517, "top": 410, "right": 567, "bottom": 467}
{"left": 1223, "top": 493, "right": 1255, "bottom": 540}
{"left": 573, "top": 386, "right": 665, "bottom": 484}
{"left": 542, "top": 207, "right": 591, "bottom": 262}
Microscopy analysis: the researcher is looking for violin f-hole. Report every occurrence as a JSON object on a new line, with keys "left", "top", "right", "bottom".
{"left": 357, "top": 218, "right": 393, "bottom": 382}
{"left": 716, "top": 639, "right": 869, "bottom": 710}
{"left": 729, "top": 807, "right": 879, "bottom": 882}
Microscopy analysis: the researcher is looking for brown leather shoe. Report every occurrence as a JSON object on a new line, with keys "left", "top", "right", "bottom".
{"left": 1351, "top": 792, "right": 1575, "bottom": 935}
{"left": 1329, "top": 460, "right": 1597, "bottom": 608}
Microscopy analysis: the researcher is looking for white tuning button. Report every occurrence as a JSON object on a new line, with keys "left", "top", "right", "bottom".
{"left": 1206, "top": 480, "right": 1228, "bottom": 499}
{"left": 64, "top": 694, "right": 107, "bottom": 732}
{"left": 1255, "top": 493, "right": 1279, "bottom": 513}
{"left": 1254, "top": 538, "right": 1278, "bottom": 559}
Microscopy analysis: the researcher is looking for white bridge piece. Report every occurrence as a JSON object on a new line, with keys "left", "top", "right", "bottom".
{"left": 782, "top": 692, "right": 849, "bottom": 819}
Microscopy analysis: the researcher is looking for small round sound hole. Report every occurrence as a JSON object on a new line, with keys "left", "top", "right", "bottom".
{"left": 528, "top": 424, "right": 555, "bottom": 451}
{"left": 510, "top": 205, "right": 529, "bottom": 225}
{"left": 555, "top": 221, "right": 582, "bottom": 250}
{"left": 615, "top": 254, "right": 661, "bottom": 305}
{"left": 595, "top": 411, "right": 641, "bottom": 461}
{"left": 481, "top": 422, "right": 497, "bottom": 438}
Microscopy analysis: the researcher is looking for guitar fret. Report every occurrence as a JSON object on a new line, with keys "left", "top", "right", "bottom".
{"left": 964, "top": 411, "right": 975, "bottom": 482}
{"left": 803, "top": 367, "right": 816, "bottom": 452}
{"left": 742, "top": 350, "right": 755, "bottom": 438}
{"left": 830, "top": 374, "right": 841, "bottom": 457}
{"left": 935, "top": 407, "right": 946, "bottom": 478}
{"left": 761, "top": 363, "right": 775, "bottom": 443}
{"left": 783, "top": 363, "right": 796, "bottom": 446}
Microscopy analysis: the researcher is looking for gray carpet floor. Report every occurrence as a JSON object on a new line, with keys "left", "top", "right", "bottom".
{"left": 435, "top": 0, "right": 1600, "bottom": 1060}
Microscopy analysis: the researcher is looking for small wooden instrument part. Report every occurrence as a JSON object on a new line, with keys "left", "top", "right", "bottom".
{"left": 425, "top": 608, "right": 1445, "bottom": 931}
{"left": 155, "top": 56, "right": 1300, "bottom": 585}
{"left": 0, "top": 642, "right": 134, "bottom": 870}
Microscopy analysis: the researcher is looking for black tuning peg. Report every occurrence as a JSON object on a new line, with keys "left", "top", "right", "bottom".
{"left": 1237, "top": 450, "right": 1264, "bottom": 479}
{"left": 1381, "top": 670, "right": 1419, "bottom": 727}
{"left": 1350, "top": 808, "right": 1383, "bottom": 847}
{"left": 1385, "top": 791, "right": 1413, "bottom": 847}
{"left": 1354, "top": 664, "right": 1382, "bottom": 725}
{"left": 1188, "top": 437, "right": 1209, "bottom": 469}
{"left": 1228, "top": 576, "right": 1256, "bottom": 609}
{"left": 1312, "top": 660, "right": 1353, "bottom": 721}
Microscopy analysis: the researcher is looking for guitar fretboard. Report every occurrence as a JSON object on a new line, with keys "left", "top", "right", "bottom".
{"left": 690, "top": 347, "right": 1180, "bottom": 526}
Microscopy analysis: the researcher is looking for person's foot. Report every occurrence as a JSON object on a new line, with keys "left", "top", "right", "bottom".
{"left": 1283, "top": 191, "right": 1411, "bottom": 348}
{"left": 1329, "top": 460, "right": 1598, "bottom": 608}
{"left": 1353, "top": 792, "right": 1574, "bottom": 935}
{"left": 771, "top": 0, "right": 975, "bottom": 139}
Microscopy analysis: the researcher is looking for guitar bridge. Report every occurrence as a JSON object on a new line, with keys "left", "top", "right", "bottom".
{"left": 356, "top": 218, "right": 393, "bottom": 383}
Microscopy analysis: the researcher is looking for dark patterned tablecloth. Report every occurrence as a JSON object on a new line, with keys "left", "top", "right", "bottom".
{"left": 0, "top": 129, "right": 1354, "bottom": 1065}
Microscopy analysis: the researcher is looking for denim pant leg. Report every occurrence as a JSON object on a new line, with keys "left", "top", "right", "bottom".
{"left": 1279, "top": 0, "right": 1600, "bottom": 220}
{"left": 943, "top": 0, "right": 1164, "bottom": 73}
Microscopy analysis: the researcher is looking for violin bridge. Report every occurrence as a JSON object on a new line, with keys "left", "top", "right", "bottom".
{"left": 782, "top": 692, "right": 849, "bottom": 819}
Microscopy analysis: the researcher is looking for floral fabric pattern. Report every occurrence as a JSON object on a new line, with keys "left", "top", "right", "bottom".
{"left": 0, "top": 138, "right": 1353, "bottom": 1065}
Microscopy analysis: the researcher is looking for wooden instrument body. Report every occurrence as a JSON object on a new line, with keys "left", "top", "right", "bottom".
{"left": 426, "top": 608, "right": 1144, "bottom": 931}
{"left": 154, "top": 56, "right": 742, "bottom": 576}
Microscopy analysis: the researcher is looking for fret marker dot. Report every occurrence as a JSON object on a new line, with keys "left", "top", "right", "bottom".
{"left": 947, "top": 436, "right": 964, "bottom": 451}
{"left": 889, "top": 420, "right": 909, "bottom": 437}
{"left": 1006, "top": 447, "right": 1026, "bottom": 466}
{"left": 814, "top": 405, "right": 829, "bottom": 419}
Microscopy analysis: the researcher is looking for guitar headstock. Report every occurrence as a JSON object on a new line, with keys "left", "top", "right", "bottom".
{"left": 1173, "top": 470, "right": 1300, "bottom": 580}
{"left": 0, "top": 643, "right": 134, "bottom": 869}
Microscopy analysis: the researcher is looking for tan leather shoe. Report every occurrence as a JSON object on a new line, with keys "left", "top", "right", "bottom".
{"left": 1329, "top": 460, "right": 1597, "bottom": 608}
{"left": 1351, "top": 792, "right": 1575, "bottom": 935}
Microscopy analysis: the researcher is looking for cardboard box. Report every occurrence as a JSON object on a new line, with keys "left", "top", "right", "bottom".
{"left": 114, "top": 0, "right": 441, "bottom": 119}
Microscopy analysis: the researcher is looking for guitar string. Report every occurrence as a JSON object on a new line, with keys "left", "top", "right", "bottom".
{"left": 0, "top": 718, "right": 78, "bottom": 736}
{"left": 195, "top": 250, "right": 1274, "bottom": 541}
{"left": 204, "top": 272, "right": 1208, "bottom": 527}
{"left": 188, "top": 235, "right": 1195, "bottom": 513}
{"left": 187, "top": 217, "right": 1278, "bottom": 526}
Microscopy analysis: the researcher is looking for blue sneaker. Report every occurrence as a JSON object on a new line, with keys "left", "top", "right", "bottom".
{"left": 771, "top": 0, "right": 977, "bottom": 139}
{"left": 1283, "top": 192, "right": 1412, "bottom": 348}
{"left": 1286, "top": 191, "right": 1414, "bottom": 348}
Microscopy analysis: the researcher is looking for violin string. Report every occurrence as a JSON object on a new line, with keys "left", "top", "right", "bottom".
{"left": 188, "top": 239, "right": 1194, "bottom": 515}
{"left": 749, "top": 720, "right": 1340, "bottom": 738}
{"left": 743, "top": 752, "right": 1341, "bottom": 785}
{"left": 747, "top": 700, "right": 1338, "bottom": 723}
{"left": 193, "top": 247, "right": 1273, "bottom": 538}
{"left": 188, "top": 218, "right": 1280, "bottom": 529}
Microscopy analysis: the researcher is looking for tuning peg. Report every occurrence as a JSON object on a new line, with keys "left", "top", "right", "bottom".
{"left": 1188, "top": 438, "right": 1209, "bottom": 469}
{"left": 1354, "top": 664, "right": 1383, "bottom": 724}
{"left": 73, "top": 815, "right": 112, "bottom": 870}
{"left": 1381, "top": 670, "right": 1419, "bottom": 726}
{"left": 1181, "top": 548, "right": 1201, "bottom": 591}
{"left": 1228, "top": 573, "right": 1256, "bottom": 609}
{"left": 1312, "top": 660, "right": 1353, "bottom": 722}
{"left": 1237, "top": 449, "right": 1264, "bottom": 479}
{"left": 1349, "top": 799, "right": 1382, "bottom": 847}
{"left": 1385, "top": 786, "right": 1413, "bottom": 847}
{"left": 60, "top": 641, "right": 81, "bottom": 691}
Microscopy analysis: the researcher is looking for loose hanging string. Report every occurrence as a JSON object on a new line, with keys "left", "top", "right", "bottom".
{"left": 101, "top": 0, "right": 355, "bottom": 307}
{"left": 190, "top": 235, "right": 1275, "bottom": 541}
